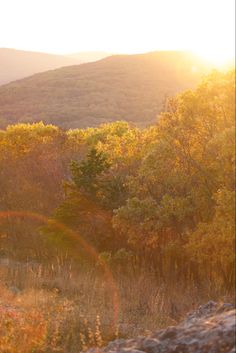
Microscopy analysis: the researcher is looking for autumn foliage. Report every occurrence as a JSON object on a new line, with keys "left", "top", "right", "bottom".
{"left": 0, "top": 70, "right": 235, "bottom": 290}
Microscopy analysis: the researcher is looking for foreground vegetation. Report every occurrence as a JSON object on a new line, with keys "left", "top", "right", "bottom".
{"left": 0, "top": 69, "right": 235, "bottom": 352}
{"left": 0, "top": 261, "right": 233, "bottom": 353}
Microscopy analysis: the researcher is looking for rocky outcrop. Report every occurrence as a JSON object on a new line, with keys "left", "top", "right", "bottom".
{"left": 89, "top": 302, "right": 236, "bottom": 353}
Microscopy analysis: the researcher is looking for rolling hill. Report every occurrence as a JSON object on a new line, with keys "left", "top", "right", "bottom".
{"left": 0, "top": 48, "right": 84, "bottom": 85}
{"left": 0, "top": 51, "right": 213, "bottom": 128}
{"left": 0, "top": 49, "right": 112, "bottom": 86}
{"left": 67, "top": 51, "right": 113, "bottom": 63}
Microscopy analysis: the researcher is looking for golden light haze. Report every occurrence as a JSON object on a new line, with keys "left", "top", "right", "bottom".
{"left": 0, "top": 0, "right": 235, "bottom": 65}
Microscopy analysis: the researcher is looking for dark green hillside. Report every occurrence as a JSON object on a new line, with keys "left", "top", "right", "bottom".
{"left": 0, "top": 51, "right": 211, "bottom": 128}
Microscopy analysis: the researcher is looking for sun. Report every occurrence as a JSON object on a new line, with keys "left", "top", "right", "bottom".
{"left": 194, "top": 47, "right": 235, "bottom": 68}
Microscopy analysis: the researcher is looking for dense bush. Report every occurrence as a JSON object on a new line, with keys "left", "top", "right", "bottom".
{"left": 0, "top": 70, "right": 235, "bottom": 289}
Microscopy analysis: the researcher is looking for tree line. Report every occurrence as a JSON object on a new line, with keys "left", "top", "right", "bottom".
{"left": 0, "top": 70, "right": 235, "bottom": 289}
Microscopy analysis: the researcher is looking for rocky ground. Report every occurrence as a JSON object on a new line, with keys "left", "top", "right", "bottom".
{"left": 88, "top": 302, "right": 236, "bottom": 353}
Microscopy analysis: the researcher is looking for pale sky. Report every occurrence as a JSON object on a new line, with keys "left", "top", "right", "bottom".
{"left": 0, "top": 0, "right": 235, "bottom": 61}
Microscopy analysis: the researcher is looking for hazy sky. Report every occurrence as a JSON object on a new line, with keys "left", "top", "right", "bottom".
{"left": 0, "top": 0, "right": 235, "bottom": 59}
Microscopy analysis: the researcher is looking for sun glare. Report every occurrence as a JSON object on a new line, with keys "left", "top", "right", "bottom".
{"left": 194, "top": 47, "right": 235, "bottom": 68}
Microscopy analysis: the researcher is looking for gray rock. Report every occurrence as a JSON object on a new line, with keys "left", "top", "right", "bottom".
{"left": 114, "top": 350, "right": 145, "bottom": 353}
{"left": 229, "top": 349, "right": 236, "bottom": 353}
{"left": 158, "top": 326, "right": 177, "bottom": 340}
{"left": 89, "top": 302, "right": 236, "bottom": 353}
{"left": 217, "top": 303, "right": 235, "bottom": 313}
{"left": 185, "top": 300, "right": 218, "bottom": 323}
{"left": 140, "top": 338, "right": 160, "bottom": 353}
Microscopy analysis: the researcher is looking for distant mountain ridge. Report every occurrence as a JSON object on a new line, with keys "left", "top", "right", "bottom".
{"left": 0, "top": 48, "right": 111, "bottom": 85}
{"left": 0, "top": 51, "right": 213, "bottom": 128}
{"left": 0, "top": 48, "right": 82, "bottom": 85}
{"left": 67, "top": 51, "right": 113, "bottom": 63}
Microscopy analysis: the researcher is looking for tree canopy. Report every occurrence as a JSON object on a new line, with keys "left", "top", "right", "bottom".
{"left": 0, "top": 69, "right": 235, "bottom": 287}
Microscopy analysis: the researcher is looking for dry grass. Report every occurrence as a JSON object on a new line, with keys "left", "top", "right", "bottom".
{"left": 0, "top": 259, "right": 234, "bottom": 353}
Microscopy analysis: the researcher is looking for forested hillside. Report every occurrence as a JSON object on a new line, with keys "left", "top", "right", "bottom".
{"left": 0, "top": 70, "right": 235, "bottom": 351}
{"left": 0, "top": 51, "right": 212, "bottom": 129}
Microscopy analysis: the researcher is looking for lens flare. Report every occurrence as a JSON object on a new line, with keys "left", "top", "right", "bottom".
{"left": 0, "top": 210, "right": 120, "bottom": 327}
